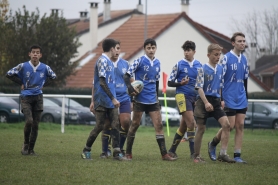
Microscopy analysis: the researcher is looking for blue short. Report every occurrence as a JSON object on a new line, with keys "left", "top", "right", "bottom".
{"left": 119, "top": 100, "right": 131, "bottom": 114}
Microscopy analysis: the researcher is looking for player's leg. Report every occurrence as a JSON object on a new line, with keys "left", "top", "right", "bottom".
{"left": 81, "top": 107, "right": 106, "bottom": 160}
{"left": 100, "top": 118, "right": 111, "bottom": 158}
{"left": 21, "top": 96, "right": 33, "bottom": 155}
{"left": 118, "top": 100, "right": 131, "bottom": 154}
{"left": 233, "top": 110, "right": 247, "bottom": 163}
{"left": 149, "top": 103, "right": 176, "bottom": 161}
{"left": 183, "top": 111, "right": 196, "bottom": 158}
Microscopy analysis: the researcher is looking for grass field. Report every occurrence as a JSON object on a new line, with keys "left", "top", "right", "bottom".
{"left": 0, "top": 123, "right": 278, "bottom": 185}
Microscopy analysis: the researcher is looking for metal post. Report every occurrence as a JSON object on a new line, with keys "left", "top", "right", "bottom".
{"left": 144, "top": 0, "right": 148, "bottom": 40}
{"left": 61, "top": 96, "right": 65, "bottom": 133}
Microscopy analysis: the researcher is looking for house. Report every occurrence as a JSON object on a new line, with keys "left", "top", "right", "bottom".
{"left": 66, "top": 0, "right": 268, "bottom": 93}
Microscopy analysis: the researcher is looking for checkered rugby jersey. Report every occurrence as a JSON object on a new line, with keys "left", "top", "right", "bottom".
{"left": 168, "top": 58, "right": 202, "bottom": 97}
{"left": 221, "top": 50, "right": 249, "bottom": 109}
{"left": 7, "top": 61, "right": 56, "bottom": 96}
{"left": 93, "top": 53, "right": 116, "bottom": 109}
{"left": 113, "top": 58, "right": 130, "bottom": 103}
{"left": 127, "top": 54, "right": 160, "bottom": 104}
{"left": 195, "top": 63, "right": 224, "bottom": 98}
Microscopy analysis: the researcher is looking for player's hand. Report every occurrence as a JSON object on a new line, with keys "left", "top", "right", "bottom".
{"left": 112, "top": 98, "right": 120, "bottom": 108}
{"left": 128, "top": 85, "right": 138, "bottom": 96}
{"left": 130, "top": 102, "right": 133, "bottom": 112}
{"left": 21, "top": 84, "right": 24, "bottom": 90}
{"left": 89, "top": 101, "right": 95, "bottom": 114}
{"left": 221, "top": 101, "right": 225, "bottom": 109}
{"left": 180, "top": 76, "right": 189, "bottom": 85}
{"left": 205, "top": 102, "right": 214, "bottom": 112}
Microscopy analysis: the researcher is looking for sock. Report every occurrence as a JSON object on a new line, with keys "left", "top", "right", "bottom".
{"left": 83, "top": 146, "right": 91, "bottom": 152}
{"left": 234, "top": 149, "right": 241, "bottom": 158}
{"left": 119, "top": 126, "right": 127, "bottom": 151}
{"left": 187, "top": 128, "right": 195, "bottom": 155}
{"left": 220, "top": 149, "right": 227, "bottom": 155}
{"left": 169, "top": 129, "right": 184, "bottom": 153}
{"left": 126, "top": 132, "right": 135, "bottom": 154}
{"left": 211, "top": 136, "right": 220, "bottom": 147}
{"left": 156, "top": 134, "right": 167, "bottom": 156}
{"left": 102, "top": 129, "right": 111, "bottom": 154}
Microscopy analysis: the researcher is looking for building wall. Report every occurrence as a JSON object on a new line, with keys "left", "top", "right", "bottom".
{"left": 248, "top": 78, "right": 265, "bottom": 92}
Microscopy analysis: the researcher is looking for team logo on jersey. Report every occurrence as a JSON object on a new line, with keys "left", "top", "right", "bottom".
{"left": 26, "top": 71, "right": 30, "bottom": 77}
{"left": 106, "top": 66, "right": 113, "bottom": 71}
{"left": 40, "top": 73, "right": 44, "bottom": 78}
{"left": 156, "top": 67, "right": 159, "bottom": 72}
{"left": 122, "top": 68, "right": 127, "bottom": 74}
{"left": 184, "top": 68, "right": 188, "bottom": 73}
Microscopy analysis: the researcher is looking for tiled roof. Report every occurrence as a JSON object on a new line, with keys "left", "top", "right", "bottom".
{"left": 252, "top": 55, "right": 278, "bottom": 75}
{"left": 260, "top": 65, "right": 278, "bottom": 75}
{"left": 68, "top": 9, "right": 142, "bottom": 35}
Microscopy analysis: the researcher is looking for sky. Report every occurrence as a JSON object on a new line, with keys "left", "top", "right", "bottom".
{"left": 8, "top": 0, "right": 277, "bottom": 37}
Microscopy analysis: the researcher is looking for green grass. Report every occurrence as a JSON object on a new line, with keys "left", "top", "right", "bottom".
{"left": 0, "top": 123, "right": 278, "bottom": 185}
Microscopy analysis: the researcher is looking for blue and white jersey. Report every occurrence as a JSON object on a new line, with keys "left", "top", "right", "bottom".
{"left": 195, "top": 63, "right": 224, "bottom": 98}
{"left": 168, "top": 58, "right": 202, "bottom": 97}
{"left": 6, "top": 61, "right": 56, "bottom": 96}
{"left": 221, "top": 50, "right": 249, "bottom": 109}
{"left": 93, "top": 53, "right": 116, "bottom": 109}
{"left": 127, "top": 54, "right": 160, "bottom": 104}
{"left": 113, "top": 58, "right": 130, "bottom": 103}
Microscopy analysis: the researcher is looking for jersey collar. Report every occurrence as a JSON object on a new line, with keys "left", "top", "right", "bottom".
{"left": 29, "top": 61, "right": 41, "bottom": 72}
{"left": 144, "top": 54, "right": 156, "bottom": 66}
{"left": 206, "top": 63, "right": 218, "bottom": 74}
{"left": 230, "top": 50, "right": 242, "bottom": 63}
{"left": 112, "top": 57, "right": 120, "bottom": 68}
{"left": 183, "top": 58, "right": 195, "bottom": 68}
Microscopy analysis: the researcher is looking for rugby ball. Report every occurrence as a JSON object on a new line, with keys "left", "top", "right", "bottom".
{"left": 127, "top": 80, "right": 144, "bottom": 95}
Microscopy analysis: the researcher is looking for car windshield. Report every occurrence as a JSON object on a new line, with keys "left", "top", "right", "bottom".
{"left": 65, "top": 98, "right": 83, "bottom": 107}
{"left": 0, "top": 97, "right": 18, "bottom": 104}
{"left": 44, "top": 99, "right": 60, "bottom": 107}
{"left": 272, "top": 105, "right": 278, "bottom": 112}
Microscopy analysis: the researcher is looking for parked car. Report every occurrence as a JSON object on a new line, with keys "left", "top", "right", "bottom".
{"left": 0, "top": 96, "right": 24, "bottom": 123}
{"left": 143, "top": 106, "right": 181, "bottom": 126}
{"left": 206, "top": 102, "right": 278, "bottom": 129}
{"left": 46, "top": 97, "right": 96, "bottom": 125}
{"left": 11, "top": 97, "right": 79, "bottom": 124}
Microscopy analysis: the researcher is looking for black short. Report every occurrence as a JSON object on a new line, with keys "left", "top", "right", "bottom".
{"left": 194, "top": 96, "right": 226, "bottom": 124}
{"left": 133, "top": 102, "right": 160, "bottom": 113}
{"left": 224, "top": 107, "right": 247, "bottom": 116}
{"left": 21, "top": 94, "right": 43, "bottom": 112}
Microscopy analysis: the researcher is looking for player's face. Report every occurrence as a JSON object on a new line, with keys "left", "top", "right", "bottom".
{"left": 144, "top": 44, "right": 156, "bottom": 60}
{"left": 29, "top": 48, "right": 42, "bottom": 65}
{"left": 111, "top": 44, "right": 121, "bottom": 61}
{"left": 232, "top": 36, "right": 246, "bottom": 52}
{"left": 208, "top": 49, "right": 222, "bottom": 65}
{"left": 184, "top": 49, "right": 195, "bottom": 61}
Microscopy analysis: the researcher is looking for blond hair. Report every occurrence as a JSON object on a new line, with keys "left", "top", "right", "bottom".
{"left": 207, "top": 43, "right": 223, "bottom": 53}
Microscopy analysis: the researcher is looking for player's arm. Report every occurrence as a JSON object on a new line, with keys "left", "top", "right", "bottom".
{"left": 6, "top": 63, "right": 24, "bottom": 85}
{"left": 197, "top": 88, "right": 213, "bottom": 112}
{"left": 124, "top": 59, "right": 140, "bottom": 95}
{"left": 89, "top": 81, "right": 95, "bottom": 113}
{"left": 43, "top": 65, "right": 57, "bottom": 87}
{"left": 167, "top": 63, "right": 189, "bottom": 87}
{"left": 99, "top": 77, "right": 115, "bottom": 100}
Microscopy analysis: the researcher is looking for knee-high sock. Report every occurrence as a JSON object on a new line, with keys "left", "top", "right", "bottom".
{"left": 187, "top": 127, "right": 195, "bottom": 155}
{"left": 156, "top": 134, "right": 167, "bottom": 156}
{"left": 169, "top": 129, "right": 184, "bottom": 153}
{"left": 102, "top": 129, "right": 111, "bottom": 153}
{"left": 119, "top": 126, "right": 127, "bottom": 150}
{"left": 126, "top": 132, "right": 135, "bottom": 154}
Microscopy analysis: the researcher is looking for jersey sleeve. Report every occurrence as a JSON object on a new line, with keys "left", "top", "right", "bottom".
{"left": 195, "top": 67, "right": 204, "bottom": 89}
{"left": 97, "top": 58, "right": 108, "bottom": 78}
{"left": 127, "top": 58, "right": 140, "bottom": 76}
{"left": 6, "top": 63, "right": 24, "bottom": 76}
{"left": 168, "top": 63, "right": 178, "bottom": 81}
{"left": 46, "top": 65, "right": 56, "bottom": 79}
{"left": 244, "top": 57, "right": 249, "bottom": 80}
{"left": 156, "top": 64, "right": 160, "bottom": 81}
{"left": 220, "top": 55, "right": 228, "bottom": 76}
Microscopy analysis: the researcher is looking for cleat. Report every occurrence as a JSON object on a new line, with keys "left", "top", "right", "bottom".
{"left": 107, "top": 149, "right": 111, "bottom": 157}
{"left": 208, "top": 142, "right": 216, "bottom": 161}
{"left": 121, "top": 149, "right": 126, "bottom": 156}
{"left": 113, "top": 152, "right": 128, "bottom": 161}
{"left": 125, "top": 154, "right": 132, "bottom": 160}
{"left": 81, "top": 151, "right": 92, "bottom": 160}
{"left": 168, "top": 151, "right": 178, "bottom": 159}
{"left": 190, "top": 153, "right": 194, "bottom": 159}
{"left": 234, "top": 157, "right": 247, "bottom": 164}
{"left": 217, "top": 154, "right": 236, "bottom": 163}
{"left": 28, "top": 150, "right": 37, "bottom": 156}
{"left": 21, "top": 144, "right": 29, "bottom": 155}
{"left": 193, "top": 155, "right": 206, "bottom": 163}
{"left": 162, "top": 153, "right": 177, "bottom": 161}
{"left": 99, "top": 152, "right": 109, "bottom": 159}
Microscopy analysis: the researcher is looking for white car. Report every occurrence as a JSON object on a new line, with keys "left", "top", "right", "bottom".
{"left": 143, "top": 106, "right": 181, "bottom": 126}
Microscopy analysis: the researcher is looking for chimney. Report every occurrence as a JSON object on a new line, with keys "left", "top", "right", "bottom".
{"left": 90, "top": 2, "right": 98, "bottom": 50}
{"left": 181, "top": 0, "right": 190, "bottom": 14}
{"left": 137, "top": 0, "right": 143, "bottom": 13}
{"left": 250, "top": 42, "right": 257, "bottom": 71}
{"left": 51, "top": 9, "right": 59, "bottom": 15}
{"left": 103, "top": 0, "right": 111, "bottom": 22}
{"left": 79, "top": 11, "right": 88, "bottom": 21}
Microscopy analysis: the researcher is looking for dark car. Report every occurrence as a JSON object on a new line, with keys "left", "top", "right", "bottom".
{"left": 46, "top": 97, "right": 96, "bottom": 125}
{"left": 11, "top": 97, "right": 79, "bottom": 124}
{"left": 0, "top": 97, "right": 24, "bottom": 123}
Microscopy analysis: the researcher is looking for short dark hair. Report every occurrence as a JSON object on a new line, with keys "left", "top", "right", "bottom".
{"left": 231, "top": 32, "right": 245, "bottom": 42}
{"left": 102, "top": 38, "right": 117, "bottom": 52}
{"left": 115, "top": 40, "right": 121, "bottom": 45}
{"left": 29, "top": 45, "right": 42, "bottom": 53}
{"left": 182, "top": 41, "right": 196, "bottom": 51}
{"left": 144, "top": 38, "right": 156, "bottom": 48}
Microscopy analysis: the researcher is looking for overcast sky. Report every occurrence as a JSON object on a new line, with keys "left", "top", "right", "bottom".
{"left": 8, "top": 0, "right": 277, "bottom": 37}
